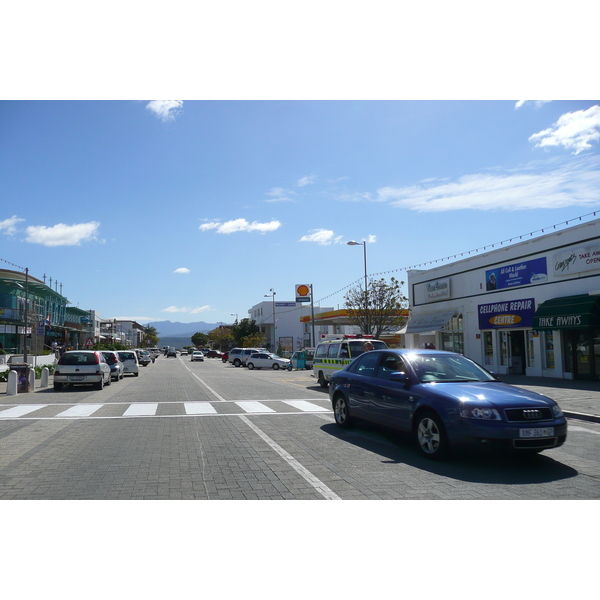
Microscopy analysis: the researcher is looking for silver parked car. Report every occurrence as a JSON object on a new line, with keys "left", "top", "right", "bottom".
{"left": 53, "top": 350, "right": 112, "bottom": 391}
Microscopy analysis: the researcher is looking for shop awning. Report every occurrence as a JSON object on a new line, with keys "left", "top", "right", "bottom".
{"left": 405, "top": 310, "right": 456, "bottom": 334}
{"left": 533, "top": 294, "right": 600, "bottom": 330}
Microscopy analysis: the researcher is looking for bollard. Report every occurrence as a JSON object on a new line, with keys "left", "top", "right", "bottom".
{"left": 7, "top": 369, "right": 18, "bottom": 395}
{"left": 41, "top": 367, "right": 49, "bottom": 387}
{"left": 28, "top": 369, "right": 36, "bottom": 392}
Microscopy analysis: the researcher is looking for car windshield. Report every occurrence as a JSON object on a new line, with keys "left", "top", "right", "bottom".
{"left": 405, "top": 353, "right": 496, "bottom": 384}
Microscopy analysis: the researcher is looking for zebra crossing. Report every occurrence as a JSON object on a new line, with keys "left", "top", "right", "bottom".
{"left": 0, "top": 399, "right": 332, "bottom": 420}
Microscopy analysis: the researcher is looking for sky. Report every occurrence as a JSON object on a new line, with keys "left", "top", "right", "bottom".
{"left": 1, "top": 99, "right": 599, "bottom": 326}
{"left": 1, "top": 4, "right": 598, "bottom": 330}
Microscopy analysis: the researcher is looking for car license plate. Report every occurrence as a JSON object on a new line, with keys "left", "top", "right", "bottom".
{"left": 69, "top": 376, "right": 85, "bottom": 381}
{"left": 519, "top": 427, "right": 554, "bottom": 438}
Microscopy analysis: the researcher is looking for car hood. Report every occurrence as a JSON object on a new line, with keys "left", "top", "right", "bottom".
{"left": 416, "top": 381, "right": 557, "bottom": 407}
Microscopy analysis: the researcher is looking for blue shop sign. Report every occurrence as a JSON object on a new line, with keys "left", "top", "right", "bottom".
{"left": 485, "top": 257, "right": 547, "bottom": 291}
{"left": 478, "top": 298, "right": 536, "bottom": 329}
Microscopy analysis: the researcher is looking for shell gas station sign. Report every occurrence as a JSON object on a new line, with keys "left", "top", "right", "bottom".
{"left": 295, "top": 284, "right": 311, "bottom": 303}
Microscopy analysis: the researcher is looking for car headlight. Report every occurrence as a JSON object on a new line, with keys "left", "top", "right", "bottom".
{"left": 460, "top": 406, "right": 501, "bottom": 420}
{"left": 552, "top": 405, "right": 564, "bottom": 418}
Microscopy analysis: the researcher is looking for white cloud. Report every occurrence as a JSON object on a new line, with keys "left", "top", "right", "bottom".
{"left": 515, "top": 100, "right": 551, "bottom": 110}
{"left": 349, "top": 158, "right": 600, "bottom": 213}
{"left": 529, "top": 105, "right": 600, "bottom": 154}
{"left": 146, "top": 100, "right": 183, "bottom": 122}
{"left": 25, "top": 222, "right": 100, "bottom": 246}
{"left": 199, "top": 218, "right": 281, "bottom": 234}
{"left": 161, "top": 305, "right": 211, "bottom": 314}
{"left": 299, "top": 229, "right": 342, "bottom": 245}
{"left": 174, "top": 267, "right": 190, "bottom": 274}
{"left": 367, "top": 235, "right": 377, "bottom": 243}
{"left": 297, "top": 175, "right": 317, "bottom": 187}
{"left": 265, "top": 187, "right": 295, "bottom": 203}
{"left": 0, "top": 215, "right": 24, "bottom": 235}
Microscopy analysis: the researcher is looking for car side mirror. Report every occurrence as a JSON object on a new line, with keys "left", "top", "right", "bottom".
{"left": 390, "top": 371, "right": 411, "bottom": 384}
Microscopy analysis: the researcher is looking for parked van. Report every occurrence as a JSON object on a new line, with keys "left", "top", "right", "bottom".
{"left": 312, "top": 335, "right": 387, "bottom": 387}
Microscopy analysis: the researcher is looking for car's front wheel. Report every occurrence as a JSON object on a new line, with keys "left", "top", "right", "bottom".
{"left": 333, "top": 395, "right": 352, "bottom": 428}
{"left": 272, "top": 363, "right": 280, "bottom": 370}
{"left": 415, "top": 411, "right": 449, "bottom": 460}
{"left": 247, "top": 362, "right": 254, "bottom": 370}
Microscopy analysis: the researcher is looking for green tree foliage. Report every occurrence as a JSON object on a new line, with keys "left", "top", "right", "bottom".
{"left": 142, "top": 325, "right": 159, "bottom": 347}
{"left": 343, "top": 277, "right": 409, "bottom": 339}
{"left": 191, "top": 332, "right": 209, "bottom": 348}
{"left": 230, "top": 318, "right": 260, "bottom": 347}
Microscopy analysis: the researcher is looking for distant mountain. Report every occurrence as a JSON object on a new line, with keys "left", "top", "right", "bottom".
{"left": 147, "top": 321, "right": 218, "bottom": 338}
{"left": 146, "top": 320, "right": 221, "bottom": 344}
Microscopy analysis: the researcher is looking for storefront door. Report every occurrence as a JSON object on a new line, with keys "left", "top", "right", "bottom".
{"left": 509, "top": 330, "right": 526, "bottom": 374}
{"left": 564, "top": 329, "right": 600, "bottom": 381}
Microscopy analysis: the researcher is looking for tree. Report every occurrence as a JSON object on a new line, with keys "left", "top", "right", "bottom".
{"left": 191, "top": 332, "right": 209, "bottom": 348}
{"left": 142, "top": 326, "right": 159, "bottom": 348}
{"left": 230, "top": 318, "right": 260, "bottom": 347}
{"left": 343, "top": 277, "right": 409, "bottom": 339}
{"left": 208, "top": 326, "right": 233, "bottom": 351}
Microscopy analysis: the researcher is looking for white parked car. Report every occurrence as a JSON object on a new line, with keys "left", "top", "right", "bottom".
{"left": 190, "top": 351, "right": 204, "bottom": 362}
{"left": 54, "top": 350, "right": 112, "bottom": 391}
{"left": 246, "top": 352, "right": 290, "bottom": 370}
{"left": 116, "top": 350, "right": 139, "bottom": 376}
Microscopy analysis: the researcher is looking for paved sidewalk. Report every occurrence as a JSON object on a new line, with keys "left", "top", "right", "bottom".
{"left": 1, "top": 373, "right": 599, "bottom": 422}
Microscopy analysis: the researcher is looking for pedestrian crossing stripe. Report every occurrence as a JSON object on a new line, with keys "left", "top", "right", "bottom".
{"left": 0, "top": 399, "right": 332, "bottom": 420}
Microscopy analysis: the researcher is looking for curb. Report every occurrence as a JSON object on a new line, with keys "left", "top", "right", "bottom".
{"left": 563, "top": 411, "right": 600, "bottom": 424}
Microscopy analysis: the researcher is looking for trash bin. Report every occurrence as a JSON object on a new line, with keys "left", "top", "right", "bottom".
{"left": 9, "top": 363, "right": 31, "bottom": 393}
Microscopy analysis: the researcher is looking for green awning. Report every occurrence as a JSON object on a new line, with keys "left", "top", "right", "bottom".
{"left": 533, "top": 294, "right": 600, "bottom": 330}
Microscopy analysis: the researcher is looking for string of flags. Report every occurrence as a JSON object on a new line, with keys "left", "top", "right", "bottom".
{"left": 316, "top": 209, "right": 599, "bottom": 304}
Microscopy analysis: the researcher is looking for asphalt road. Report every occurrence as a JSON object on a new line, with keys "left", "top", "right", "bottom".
{"left": 1, "top": 354, "right": 599, "bottom": 500}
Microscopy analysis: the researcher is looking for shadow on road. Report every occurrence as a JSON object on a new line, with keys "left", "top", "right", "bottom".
{"left": 320, "top": 422, "right": 578, "bottom": 485}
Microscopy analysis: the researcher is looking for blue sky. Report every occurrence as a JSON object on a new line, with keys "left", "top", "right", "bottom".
{"left": 1, "top": 100, "right": 599, "bottom": 325}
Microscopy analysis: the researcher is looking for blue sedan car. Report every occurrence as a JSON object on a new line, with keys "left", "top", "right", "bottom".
{"left": 329, "top": 349, "right": 567, "bottom": 460}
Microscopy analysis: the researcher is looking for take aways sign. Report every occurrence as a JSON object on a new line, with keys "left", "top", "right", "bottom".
{"left": 478, "top": 298, "right": 535, "bottom": 329}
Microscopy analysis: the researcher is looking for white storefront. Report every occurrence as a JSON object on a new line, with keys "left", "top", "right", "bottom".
{"left": 405, "top": 218, "right": 600, "bottom": 381}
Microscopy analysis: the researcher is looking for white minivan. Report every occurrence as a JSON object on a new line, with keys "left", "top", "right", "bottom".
{"left": 116, "top": 350, "right": 139, "bottom": 376}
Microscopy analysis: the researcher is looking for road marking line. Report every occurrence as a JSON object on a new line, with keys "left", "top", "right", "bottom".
{"left": 239, "top": 415, "right": 341, "bottom": 500}
{"left": 123, "top": 403, "right": 158, "bottom": 416}
{"left": 183, "top": 364, "right": 228, "bottom": 402}
{"left": 0, "top": 405, "right": 48, "bottom": 418}
{"left": 56, "top": 404, "right": 104, "bottom": 417}
{"left": 568, "top": 425, "right": 600, "bottom": 435}
{"left": 184, "top": 402, "right": 218, "bottom": 415}
{"left": 283, "top": 400, "right": 329, "bottom": 412}
{"left": 236, "top": 401, "right": 275, "bottom": 413}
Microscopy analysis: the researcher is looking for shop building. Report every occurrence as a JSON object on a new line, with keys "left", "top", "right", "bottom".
{"left": 405, "top": 218, "right": 600, "bottom": 381}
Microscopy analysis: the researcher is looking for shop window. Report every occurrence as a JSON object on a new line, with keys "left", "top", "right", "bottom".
{"left": 500, "top": 331, "right": 509, "bottom": 366}
{"left": 544, "top": 331, "right": 555, "bottom": 369}
{"left": 526, "top": 330, "right": 535, "bottom": 368}
{"left": 440, "top": 313, "right": 463, "bottom": 354}
{"left": 483, "top": 331, "right": 494, "bottom": 366}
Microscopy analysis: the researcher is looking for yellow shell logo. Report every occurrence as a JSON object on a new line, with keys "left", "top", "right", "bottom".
{"left": 297, "top": 285, "right": 309, "bottom": 296}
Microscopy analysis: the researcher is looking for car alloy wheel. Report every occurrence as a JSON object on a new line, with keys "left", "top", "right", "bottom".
{"left": 415, "top": 411, "right": 448, "bottom": 460}
{"left": 333, "top": 395, "right": 352, "bottom": 429}
{"left": 272, "top": 363, "right": 280, "bottom": 370}
{"left": 247, "top": 363, "right": 254, "bottom": 370}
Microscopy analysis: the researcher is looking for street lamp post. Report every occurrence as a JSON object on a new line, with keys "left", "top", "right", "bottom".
{"left": 264, "top": 289, "right": 276, "bottom": 351}
{"left": 347, "top": 241, "right": 368, "bottom": 335}
{"left": 231, "top": 313, "right": 238, "bottom": 324}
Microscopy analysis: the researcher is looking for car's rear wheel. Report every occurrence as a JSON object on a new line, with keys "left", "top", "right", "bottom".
{"left": 134, "top": 372, "right": 139, "bottom": 377}
{"left": 95, "top": 378, "right": 104, "bottom": 390}
{"left": 247, "top": 362, "right": 254, "bottom": 370}
{"left": 333, "top": 395, "right": 352, "bottom": 428}
{"left": 53, "top": 382, "right": 63, "bottom": 391}
{"left": 415, "top": 411, "right": 449, "bottom": 460}
{"left": 234, "top": 359, "right": 241, "bottom": 367}
{"left": 272, "top": 363, "right": 280, "bottom": 370}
